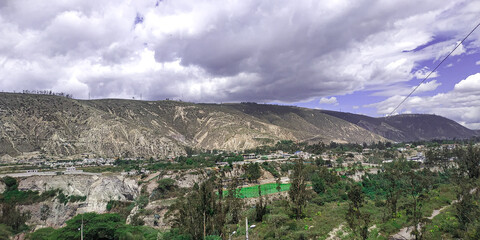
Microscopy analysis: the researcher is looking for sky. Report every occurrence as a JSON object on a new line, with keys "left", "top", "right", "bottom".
{"left": 1, "top": 1, "right": 480, "bottom": 129}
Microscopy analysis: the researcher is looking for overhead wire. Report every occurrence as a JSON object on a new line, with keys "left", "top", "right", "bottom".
{"left": 386, "top": 20, "right": 480, "bottom": 117}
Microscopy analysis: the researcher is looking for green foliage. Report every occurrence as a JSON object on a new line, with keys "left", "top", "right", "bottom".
{"left": 205, "top": 235, "right": 221, "bottom": 240}
{"left": 27, "top": 227, "right": 55, "bottom": 240}
{"left": 0, "top": 203, "right": 31, "bottom": 233}
{"left": 345, "top": 184, "right": 370, "bottom": 240}
{"left": 168, "top": 177, "right": 222, "bottom": 239}
{"left": 2, "top": 176, "right": 18, "bottom": 192}
{"left": 135, "top": 195, "right": 149, "bottom": 209}
{"left": 261, "top": 162, "right": 280, "bottom": 178}
{"left": 159, "top": 228, "right": 191, "bottom": 240}
{"left": 69, "top": 195, "right": 87, "bottom": 202}
{"left": 311, "top": 175, "right": 326, "bottom": 194}
{"left": 255, "top": 186, "right": 268, "bottom": 222}
{"left": 105, "top": 200, "right": 135, "bottom": 220}
{"left": 106, "top": 200, "right": 115, "bottom": 211}
{"left": 0, "top": 186, "right": 58, "bottom": 205}
{"left": 29, "top": 213, "right": 159, "bottom": 240}
{"left": 225, "top": 177, "right": 244, "bottom": 224}
{"left": 168, "top": 173, "right": 247, "bottom": 239}
{"left": 289, "top": 159, "right": 308, "bottom": 219}
{"left": 456, "top": 145, "right": 480, "bottom": 179}
{"left": 245, "top": 163, "right": 262, "bottom": 182}
{"left": 57, "top": 191, "right": 68, "bottom": 205}
{"left": 130, "top": 213, "right": 145, "bottom": 226}
{"left": 0, "top": 224, "right": 13, "bottom": 239}
{"left": 151, "top": 178, "right": 178, "bottom": 200}
{"left": 224, "top": 154, "right": 244, "bottom": 163}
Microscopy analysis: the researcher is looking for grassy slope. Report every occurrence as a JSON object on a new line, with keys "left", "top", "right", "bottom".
{"left": 232, "top": 184, "right": 457, "bottom": 240}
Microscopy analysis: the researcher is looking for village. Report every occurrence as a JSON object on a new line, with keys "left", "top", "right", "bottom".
{"left": 1, "top": 142, "right": 465, "bottom": 178}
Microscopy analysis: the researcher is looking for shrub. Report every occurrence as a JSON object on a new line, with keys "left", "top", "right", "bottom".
{"left": 130, "top": 213, "right": 145, "bottom": 226}
{"left": 160, "top": 228, "right": 192, "bottom": 240}
{"left": 2, "top": 176, "right": 18, "bottom": 192}
{"left": 0, "top": 224, "right": 12, "bottom": 239}
{"left": 57, "top": 191, "right": 68, "bottom": 205}
{"left": 69, "top": 195, "right": 87, "bottom": 202}
{"left": 156, "top": 178, "right": 176, "bottom": 192}
{"left": 26, "top": 227, "right": 55, "bottom": 240}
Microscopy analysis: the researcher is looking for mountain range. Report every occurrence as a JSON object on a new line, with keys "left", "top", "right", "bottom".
{"left": 0, "top": 93, "right": 477, "bottom": 159}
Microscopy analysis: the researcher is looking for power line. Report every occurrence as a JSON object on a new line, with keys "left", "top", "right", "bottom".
{"left": 386, "top": 20, "right": 480, "bottom": 117}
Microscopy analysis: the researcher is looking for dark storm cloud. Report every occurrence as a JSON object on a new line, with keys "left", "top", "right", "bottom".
{"left": 0, "top": 0, "right": 479, "bottom": 105}
{"left": 148, "top": 0, "right": 477, "bottom": 102}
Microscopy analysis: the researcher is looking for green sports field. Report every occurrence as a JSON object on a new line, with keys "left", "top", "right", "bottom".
{"left": 228, "top": 183, "right": 291, "bottom": 198}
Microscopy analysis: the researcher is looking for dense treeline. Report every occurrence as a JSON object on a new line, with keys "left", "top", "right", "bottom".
{"left": 19, "top": 90, "right": 73, "bottom": 99}
{"left": 26, "top": 213, "right": 158, "bottom": 240}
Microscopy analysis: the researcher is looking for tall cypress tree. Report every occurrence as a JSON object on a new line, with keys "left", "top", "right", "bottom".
{"left": 289, "top": 159, "right": 307, "bottom": 219}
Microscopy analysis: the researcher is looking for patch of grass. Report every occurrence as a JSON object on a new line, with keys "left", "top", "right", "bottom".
{"left": 242, "top": 200, "right": 349, "bottom": 240}
{"left": 423, "top": 206, "right": 457, "bottom": 240}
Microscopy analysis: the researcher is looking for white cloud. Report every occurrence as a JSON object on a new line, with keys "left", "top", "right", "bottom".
{"left": 371, "top": 80, "right": 441, "bottom": 96}
{"left": 476, "top": 60, "right": 480, "bottom": 65}
{"left": 0, "top": 0, "right": 479, "bottom": 103}
{"left": 414, "top": 67, "right": 439, "bottom": 79}
{"left": 366, "top": 73, "right": 480, "bottom": 129}
{"left": 319, "top": 97, "right": 339, "bottom": 105}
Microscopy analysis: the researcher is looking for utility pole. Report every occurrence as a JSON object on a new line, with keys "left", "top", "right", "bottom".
{"left": 204, "top": 212, "right": 206, "bottom": 240}
{"left": 245, "top": 217, "right": 248, "bottom": 240}
{"left": 81, "top": 215, "right": 84, "bottom": 240}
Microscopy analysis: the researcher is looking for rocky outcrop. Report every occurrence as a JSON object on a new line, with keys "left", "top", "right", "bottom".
{"left": 18, "top": 174, "right": 139, "bottom": 212}
{"left": 14, "top": 174, "right": 140, "bottom": 227}
{"left": 19, "top": 200, "right": 84, "bottom": 229}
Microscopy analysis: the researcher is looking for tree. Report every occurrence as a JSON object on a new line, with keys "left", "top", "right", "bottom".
{"left": 311, "top": 174, "right": 326, "bottom": 194}
{"left": 168, "top": 174, "right": 230, "bottom": 239}
{"left": 245, "top": 163, "right": 262, "bottom": 182}
{"left": 255, "top": 186, "right": 267, "bottom": 222}
{"left": 345, "top": 184, "right": 370, "bottom": 240}
{"left": 289, "top": 159, "right": 307, "bottom": 219}
{"left": 452, "top": 145, "right": 480, "bottom": 235}
{"left": 0, "top": 203, "right": 30, "bottom": 233}
{"left": 225, "top": 177, "right": 243, "bottom": 224}
{"left": 456, "top": 145, "right": 480, "bottom": 179}
{"left": 381, "top": 162, "right": 405, "bottom": 220}
{"left": 404, "top": 169, "right": 431, "bottom": 240}
{"left": 276, "top": 177, "right": 282, "bottom": 193}
{"left": 455, "top": 186, "right": 480, "bottom": 232}
{"left": 152, "top": 178, "right": 177, "bottom": 200}
{"left": 315, "top": 157, "right": 325, "bottom": 167}
{"left": 2, "top": 176, "right": 18, "bottom": 192}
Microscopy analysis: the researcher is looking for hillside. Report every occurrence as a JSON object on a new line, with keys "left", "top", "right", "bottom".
{"left": 320, "top": 110, "right": 478, "bottom": 142}
{"left": 0, "top": 93, "right": 385, "bottom": 159}
{"left": 0, "top": 93, "right": 475, "bottom": 159}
